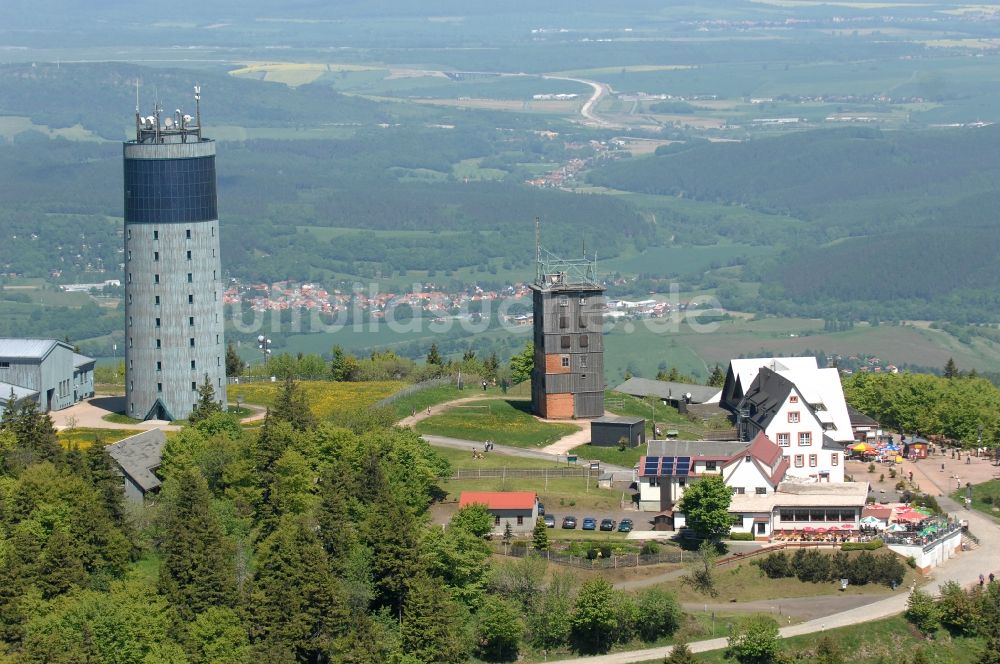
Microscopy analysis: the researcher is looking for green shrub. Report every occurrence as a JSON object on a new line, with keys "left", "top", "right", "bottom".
{"left": 640, "top": 541, "right": 661, "bottom": 556}
{"left": 889, "top": 468, "right": 897, "bottom": 479}
{"left": 982, "top": 495, "right": 993, "bottom": 505}
{"left": 754, "top": 551, "right": 792, "bottom": 579}
{"left": 868, "top": 463, "right": 876, "bottom": 473}
{"left": 905, "top": 589, "right": 940, "bottom": 634}
{"left": 841, "top": 540, "right": 883, "bottom": 551}
{"left": 792, "top": 548, "right": 831, "bottom": 583}
{"left": 895, "top": 481, "right": 906, "bottom": 491}
{"left": 728, "top": 532, "right": 754, "bottom": 541}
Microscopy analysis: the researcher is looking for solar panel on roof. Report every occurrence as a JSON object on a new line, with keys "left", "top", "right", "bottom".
{"left": 675, "top": 457, "right": 691, "bottom": 477}
{"left": 661, "top": 456, "right": 674, "bottom": 475}
{"left": 644, "top": 457, "right": 660, "bottom": 475}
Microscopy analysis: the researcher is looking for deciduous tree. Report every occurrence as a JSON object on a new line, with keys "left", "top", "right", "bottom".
{"left": 678, "top": 475, "right": 732, "bottom": 541}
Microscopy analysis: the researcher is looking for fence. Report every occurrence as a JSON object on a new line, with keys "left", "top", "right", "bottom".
{"left": 375, "top": 376, "right": 454, "bottom": 408}
{"left": 498, "top": 545, "right": 694, "bottom": 569}
{"left": 449, "top": 467, "right": 589, "bottom": 480}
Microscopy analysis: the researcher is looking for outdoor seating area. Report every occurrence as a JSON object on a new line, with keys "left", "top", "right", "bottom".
{"left": 771, "top": 525, "right": 858, "bottom": 543}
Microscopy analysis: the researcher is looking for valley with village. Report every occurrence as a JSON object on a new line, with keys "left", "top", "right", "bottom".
{"left": 1, "top": 1, "right": 1000, "bottom": 663}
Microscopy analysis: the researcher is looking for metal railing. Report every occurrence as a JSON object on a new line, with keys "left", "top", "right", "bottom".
{"left": 449, "top": 467, "right": 589, "bottom": 480}
{"left": 498, "top": 546, "right": 693, "bottom": 569}
{"left": 375, "top": 376, "right": 454, "bottom": 407}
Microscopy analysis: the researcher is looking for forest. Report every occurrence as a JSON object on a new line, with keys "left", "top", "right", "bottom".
{"left": 843, "top": 370, "right": 1000, "bottom": 446}
{"left": 0, "top": 379, "right": 688, "bottom": 663}
{"left": 588, "top": 126, "right": 1000, "bottom": 322}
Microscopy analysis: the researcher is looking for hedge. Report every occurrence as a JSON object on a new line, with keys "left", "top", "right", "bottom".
{"left": 841, "top": 540, "right": 884, "bottom": 551}
{"left": 728, "top": 532, "right": 755, "bottom": 541}
{"left": 753, "top": 549, "right": 904, "bottom": 587}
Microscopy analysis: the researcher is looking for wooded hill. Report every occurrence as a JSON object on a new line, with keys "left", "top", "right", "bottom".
{"left": 589, "top": 126, "right": 1000, "bottom": 322}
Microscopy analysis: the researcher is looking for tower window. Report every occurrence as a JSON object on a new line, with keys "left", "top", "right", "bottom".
{"left": 192, "top": 382, "right": 197, "bottom": 391}
{"left": 189, "top": 316, "right": 195, "bottom": 326}
{"left": 560, "top": 336, "right": 571, "bottom": 349}
{"left": 127, "top": 229, "right": 132, "bottom": 240}
{"left": 127, "top": 250, "right": 131, "bottom": 261}
{"left": 186, "top": 229, "right": 191, "bottom": 239}
{"left": 128, "top": 316, "right": 132, "bottom": 327}
{"left": 156, "top": 361, "right": 161, "bottom": 372}
{"left": 154, "top": 274, "right": 159, "bottom": 284}
{"left": 154, "top": 251, "right": 159, "bottom": 261}
{"left": 127, "top": 273, "right": 132, "bottom": 284}
{"left": 561, "top": 356, "right": 570, "bottom": 368}
{"left": 559, "top": 296, "right": 568, "bottom": 307}
{"left": 157, "top": 383, "right": 162, "bottom": 393}
{"left": 190, "top": 338, "right": 195, "bottom": 347}
{"left": 155, "top": 317, "right": 161, "bottom": 328}
{"left": 559, "top": 316, "right": 568, "bottom": 329}
{"left": 579, "top": 334, "right": 589, "bottom": 348}
{"left": 186, "top": 250, "right": 192, "bottom": 260}
{"left": 153, "top": 230, "right": 158, "bottom": 240}
{"left": 155, "top": 295, "right": 160, "bottom": 305}
{"left": 156, "top": 339, "right": 161, "bottom": 349}
{"left": 191, "top": 360, "right": 196, "bottom": 370}
{"left": 188, "top": 294, "right": 194, "bottom": 304}
{"left": 187, "top": 273, "right": 193, "bottom": 283}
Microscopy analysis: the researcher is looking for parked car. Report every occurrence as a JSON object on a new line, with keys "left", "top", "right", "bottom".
{"left": 582, "top": 517, "right": 597, "bottom": 531}
{"left": 599, "top": 518, "right": 616, "bottom": 531}
{"left": 562, "top": 516, "right": 577, "bottom": 529}
{"left": 538, "top": 502, "right": 545, "bottom": 516}
{"left": 618, "top": 518, "right": 634, "bottom": 533}
{"left": 544, "top": 514, "right": 556, "bottom": 528}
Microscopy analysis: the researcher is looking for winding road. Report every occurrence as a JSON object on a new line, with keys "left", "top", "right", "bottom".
{"left": 542, "top": 74, "right": 615, "bottom": 128}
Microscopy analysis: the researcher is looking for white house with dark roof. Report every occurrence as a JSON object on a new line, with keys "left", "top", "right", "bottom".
{"left": 721, "top": 360, "right": 847, "bottom": 483}
{"left": 106, "top": 429, "right": 167, "bottom": 502}
{"left": 0, "top": 338, "right": 94, "bottom": 417}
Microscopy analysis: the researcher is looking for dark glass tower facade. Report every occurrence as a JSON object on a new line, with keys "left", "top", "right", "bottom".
{"left": 123, "top": 98, "right": 226, "bottom": 421}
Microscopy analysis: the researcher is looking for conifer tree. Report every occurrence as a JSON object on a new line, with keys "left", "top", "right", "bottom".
{"left": 249, "top": 515, "right": 348, "bottom": 659}
{"left": 707, "top": 364, "right": 726, "bottom": 388}
{"left": 158, "top": 467, "right": 235, "bottom": 621}
{"left": 316, "top": 465, "right": 356, "bottom": 575}
{"left": 225, "top": 343, "right": 245, "bottom": 377}
{"left": 426, "top": 343, "right": 443, "bottom": 367}
{"left": 85, "top": 438, "right": 127, "bottom": 527}
{"left": 944, "top": 357, "right": 960, "bottom": 379}
{"left": 400, "top": 573, "right": 465, "bottom": 664}
{"left": 532, "top": 516, "right": 550, "bottom": 551}
{"left": 330, "top": 345, "right": 348, "bottom": 381}
{"left": 36, "top": 527, "right": 85, "bottom": 599}
{"left": 190, "top": 374, "right": 223, "bottom": 424}
{"left": 364, "top": 484, "right": 423, "bottom": 614}
{"left": 272, "top": 374, "right": 317, "bottom": 431}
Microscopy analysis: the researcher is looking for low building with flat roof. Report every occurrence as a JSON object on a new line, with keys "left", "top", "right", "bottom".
{"left": 0, "top": 338, "right": 94, "bottom": 417}
{"left": 591, "top": 415, "right": 645, "bottom": 448}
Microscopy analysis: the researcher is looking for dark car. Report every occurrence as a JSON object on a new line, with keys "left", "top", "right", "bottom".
{"left": 562, "top": 516, "right": 577, "bottom": 529}
{"left": 538, "top": 502, "right": 545, "bottom": 516}
{"left": 544, "top": 514, "right": 556, "bottom": 528}
{"left": 599, "top": 518, "right": 616, "bottom": 531}
{"left": 582, "top": 517, "right": 597, "bottom": 531}
{"left": 618, "top": 518, "right": 633, "bottom": 533}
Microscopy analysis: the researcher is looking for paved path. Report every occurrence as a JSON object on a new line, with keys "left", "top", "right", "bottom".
{"left": 52, "top": 395, "right": 266, "bottom": 432}
{"left": 396, "top": 394, "right": 596, "bottom": 460}
{"left": 423, "top": 434, "right": 628, "bottom": 472}
{"left": 548, "top": 465, "right": 1000, "bottom": 663}
{"left": 396, "top": 395, "right": 501, "bottom": 428}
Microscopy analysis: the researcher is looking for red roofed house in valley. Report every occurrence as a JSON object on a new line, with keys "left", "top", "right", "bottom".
{"left": 458, "top": 491, "right": 539, "bottom": 534}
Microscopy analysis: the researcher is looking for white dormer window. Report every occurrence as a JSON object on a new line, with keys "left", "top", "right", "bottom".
{"left": 789, "top": 395, "right": 798, "bottom": 404}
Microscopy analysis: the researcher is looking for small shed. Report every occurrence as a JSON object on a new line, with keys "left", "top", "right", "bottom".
{"left": 105, "top": 428, "right": 167, "bottom": 503}
{"left": 458, "top": 491, "right": 539, "bottom": 534}
{"left": 591, "top": 415, "right": 645, "bottom": 448}
{"left": 653, "top": 511, "right": 675, "bottom": 531}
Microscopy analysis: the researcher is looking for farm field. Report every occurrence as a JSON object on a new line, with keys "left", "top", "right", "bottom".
{"left": 414, "top": 398, "right": 577, "bottom": 448}
{"left": 228, "top": 380, "right": 404, "bottom": 419}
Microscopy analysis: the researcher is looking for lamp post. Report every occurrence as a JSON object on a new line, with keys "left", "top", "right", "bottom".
{"left": 257, "top": 335, "right": 271, "bottom": 369}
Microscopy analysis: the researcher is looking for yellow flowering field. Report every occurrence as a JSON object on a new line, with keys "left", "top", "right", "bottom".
{"left": 229, "top": 380, "right": 405, "bottom": 419}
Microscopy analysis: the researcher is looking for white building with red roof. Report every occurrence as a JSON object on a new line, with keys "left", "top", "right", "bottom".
{"left": 458, "top": 491, "right": 540, "bottom": 534}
